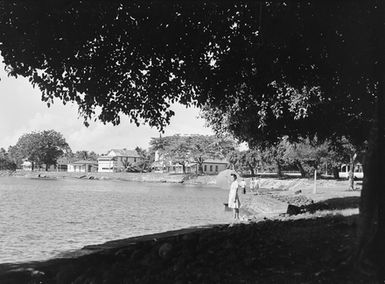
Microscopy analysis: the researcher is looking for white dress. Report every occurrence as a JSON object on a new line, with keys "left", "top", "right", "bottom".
{"left": 228, "top": 180, "right": 241, "bottom": 209}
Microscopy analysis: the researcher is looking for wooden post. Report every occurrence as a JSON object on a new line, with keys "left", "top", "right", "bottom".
{"left": 313, "top": 170, "right": 317, "bottom": 194}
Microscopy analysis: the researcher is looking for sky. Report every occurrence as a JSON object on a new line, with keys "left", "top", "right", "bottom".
{"left": 0, "top": 60, "right": 214, "bottom": 154}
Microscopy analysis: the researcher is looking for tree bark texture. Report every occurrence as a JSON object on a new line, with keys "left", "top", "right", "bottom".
{"left": 357, "top": 3, "right": 385, "bottom": 280}
{"left": 332, "top": 166, "right": 340, "bottom": 179}
{"left": 357, "top": 102, "right": 385, "bottom": 280}
{"left": 276, "top": 160, "right": 283, "bottom": 177}
{"left": 357, "top": 51, "right": 385, "bottom": 282}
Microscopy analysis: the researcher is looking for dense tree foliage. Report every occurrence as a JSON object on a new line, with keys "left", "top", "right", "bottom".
{"left": 7, "top": 145, "right": 23, "bottom": 168}
{"left": 150, "top": 134, "right": 190, "bottom": 173}
{"left": 150, "top": 134, "right": 235, "bottom": 173}
{"left": 326, "top": 137, "right": 366, "bottom": 189}
{"left": 133, "top": 146, "right": 152, "bottom": 172}
{"left": 228, "top": 137, "right": 353, "bottom": 178}
{"left": 228, "top": 149, "right": 261, "bottom": 176}
{"left": 0, "top": 0, "right": 384, "bottom": 279}
{"left": 0, "top": 1, "right": 377, "bottom": 140}
{"left": 282, "top": 136, "right": 329, "bottom": 177}
{"left": 11, "top": 130, "right": 70, "bottom": 170}
{"left": 70, "top": 150, "right": 99, "bottom": 161}
{"left": 0, "top": 147, "right": 16, "bottom": 171}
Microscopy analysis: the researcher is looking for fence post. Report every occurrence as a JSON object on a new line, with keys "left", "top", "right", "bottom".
{"left": 313, "top": 170, "right": 317, "bottom": 194}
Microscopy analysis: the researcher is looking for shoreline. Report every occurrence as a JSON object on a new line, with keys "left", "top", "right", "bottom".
{"left": 2, "top": 170, "right": 357, "bottom": 190}
{"left": 6, "top": 170, "right": 198, "bottom": 184}
{"left": 0, "top": 176, "right": 368, "bottom": 282}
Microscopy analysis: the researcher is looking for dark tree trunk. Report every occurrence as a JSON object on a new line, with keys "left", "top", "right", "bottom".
{"left": 276, "top": 160, "right": 283, "bottom": 177}
{"left": 198, "top": 163, "right": 203, "bottom": 174}
{"left": 357, "top": 110, "right": 385, "bottom": 279}
{"left": 197, "top": 157, "right": 204, "bottom": 174}
{"left": 356, "top": 3, "right": 385, "bottom": 279}
{"left": 332, "top": 166, "right": 340, "bottom": 179}
{"left": 294, "top": 160, "right": 307, "bottom": 177}
{"left": 31, "top": 162, "right": 34, "bottom": 171}
{"left": 357, "top": 31, "right": 385, "bottom": 279}
{"left": 248, "top": 164, "right": 255, "bottom": 176}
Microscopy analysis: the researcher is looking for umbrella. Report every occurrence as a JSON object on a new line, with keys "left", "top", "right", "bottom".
{"left": 216, "top": 169, "right": 240, "bottom": 189}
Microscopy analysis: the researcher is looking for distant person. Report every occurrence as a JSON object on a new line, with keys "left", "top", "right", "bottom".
{"left": 255, "top": 177, "right": 260, "bottom": 188}
{"left": 228, "top": 174, "right": 240, "bottom": 220}
{"left": 239, "top": 178, "right": 246, "bottom": 194}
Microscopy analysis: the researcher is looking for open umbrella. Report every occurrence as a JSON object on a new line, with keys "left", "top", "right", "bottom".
{"left": 216, "top": 169, "right": 240, "bottom": 190}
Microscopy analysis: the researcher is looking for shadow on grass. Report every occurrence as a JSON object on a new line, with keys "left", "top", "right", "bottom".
{"left": 242, "top": 173, "right": 349, "bottom": 181}
{"left": 242, "top": 173, "right": 304, "bottom": 179}
{"left": 0, "top": 214, "right": 378, "bottom": 283}
{"left": 285, "top": 196, "right": 360, "bottom": 215}
{"left": 290, "top": 196, "right": 360, "bottom": 215}
{"left": 241, "top": 173, "right": 363, "bottom": 183}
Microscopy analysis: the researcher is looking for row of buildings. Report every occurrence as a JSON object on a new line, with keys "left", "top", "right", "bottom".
{"left": 22, "top": 149, "right": 229, "bottom": 175}
{"left": 22, "top": 149, "right": 141, "bottom": 173}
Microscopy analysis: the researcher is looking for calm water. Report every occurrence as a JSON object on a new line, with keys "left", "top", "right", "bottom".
{"left": 0, "top": 176, "right": 230, "bottom": 263}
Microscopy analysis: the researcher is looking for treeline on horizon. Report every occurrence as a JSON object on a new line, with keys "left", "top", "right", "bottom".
{"left": 0, "top": 129, "right": 364, "bottom": 181}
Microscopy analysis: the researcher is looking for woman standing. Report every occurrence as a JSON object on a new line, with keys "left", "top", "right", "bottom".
{"left": 228, "top": 173, "right": 241, "bottom": 220}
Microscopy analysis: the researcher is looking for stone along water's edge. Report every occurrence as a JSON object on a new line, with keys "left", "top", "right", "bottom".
{"left": 9, "top": 170, "right": 192, "bottom": 184}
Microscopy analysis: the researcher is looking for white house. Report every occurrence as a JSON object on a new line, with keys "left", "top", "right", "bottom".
{"left": 98, "top": 149, "right": 142, "bottom": 172}
{"left": 68, "top": 160, "right": 98, "bottom": 173}
{"left": 56, "top": 157, "right": 72, "bottom": 172}
{"left": 22, "top": 160, "right": 32, "bottom": 171}
{"left": 97, "top": 156, "right": 117, "bottom": 173}
{"left": 339, "top": 163, "right": 364, "bottom": 179}
{"left": 166, "top": 162, "right": 198, "bottom": 174}
{"left": 202, "top": 159, "right": 229, "bottom": 174}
